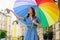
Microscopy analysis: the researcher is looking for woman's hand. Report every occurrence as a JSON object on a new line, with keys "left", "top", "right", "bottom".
{"left": 6, "top": 8, "right": 11, "bottom": 13}
{"left": 5, "top": 8, "right": 24, "bottom": 20}
{"left": 32, "top": 20, "right": 42, "bottom": 27}
{"left": 32, "top": 20, "right": 37, "bottom": 24}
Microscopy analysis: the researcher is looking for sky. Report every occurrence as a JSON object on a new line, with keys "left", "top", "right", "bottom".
{"left": 0, "top": 0, "right": 16, "bottom": 10}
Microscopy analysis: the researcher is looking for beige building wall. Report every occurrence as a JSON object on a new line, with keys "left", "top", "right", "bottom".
{"left": 0, "top": 0, "right": 59, "bottom": 40}
{"left": 0, "top": 12, "right": 7, "bottom": 30}
{"left": 52, "top": 21, "right": 60, "bottom": 40}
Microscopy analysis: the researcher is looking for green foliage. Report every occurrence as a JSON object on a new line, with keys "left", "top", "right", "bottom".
{"left": 0, "top": 30, "right": 7, "bottom": 39}
{"left": 47, "top": 30, "right": 53, "bottom": 34}
{"left": 43, "top": 30, "right": 53, "bottom": 35}
{"left": 43, "top": 31, "right": 47, "bottom": 36}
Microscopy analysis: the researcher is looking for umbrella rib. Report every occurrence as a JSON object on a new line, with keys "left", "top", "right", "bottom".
{"left": 40, "top": 6, "right": 59, "bottom": 22}
{"left": 31, "top": 0, "right": 37, "bottom": 4}
{"left": 15, "top": 1, "right": 36, "bottom": 4}
{"left": 16, "top": 8, "right": 28, "bottom": 16}
{"left": 14, "top": 2, "right": 37, "bottom": 8}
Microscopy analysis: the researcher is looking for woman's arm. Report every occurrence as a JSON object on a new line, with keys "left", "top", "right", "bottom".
{"left": 10, "top": 10, "right": 24, "bottom": 20}
{"left": 32, "top": 20, "right": 42, "bottom": 27}
{"left": 35, "top": 23, "right": 42, "bottom": 27}
{"left": 6, "top": 8, "right": 24, "bottom": 20}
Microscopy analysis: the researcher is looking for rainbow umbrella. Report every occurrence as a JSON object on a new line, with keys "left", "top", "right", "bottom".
{"left": 13, "top": 0, "right": 59, "bottom": 28}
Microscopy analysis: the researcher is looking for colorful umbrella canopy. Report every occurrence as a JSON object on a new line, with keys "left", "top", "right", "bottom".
{"left": 13, "top": 0, "right": 59, "bottom": 28}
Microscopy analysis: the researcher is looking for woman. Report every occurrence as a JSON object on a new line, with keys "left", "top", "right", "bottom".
{"left": 6, "top": 7, "right": 42, "bottom": 40}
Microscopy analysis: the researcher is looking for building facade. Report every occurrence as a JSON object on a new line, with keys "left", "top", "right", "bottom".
{"left": 0, "top": 0, "right": 60, "bottom": 40}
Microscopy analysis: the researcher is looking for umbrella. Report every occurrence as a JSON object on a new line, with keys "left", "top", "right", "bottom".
{"left": 13, "top": 0, "right": 59, "bottom": 28}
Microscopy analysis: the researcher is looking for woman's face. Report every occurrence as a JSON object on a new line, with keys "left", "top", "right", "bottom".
{"left": 28, "top": 8, "right": 33, "bottom": 15}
